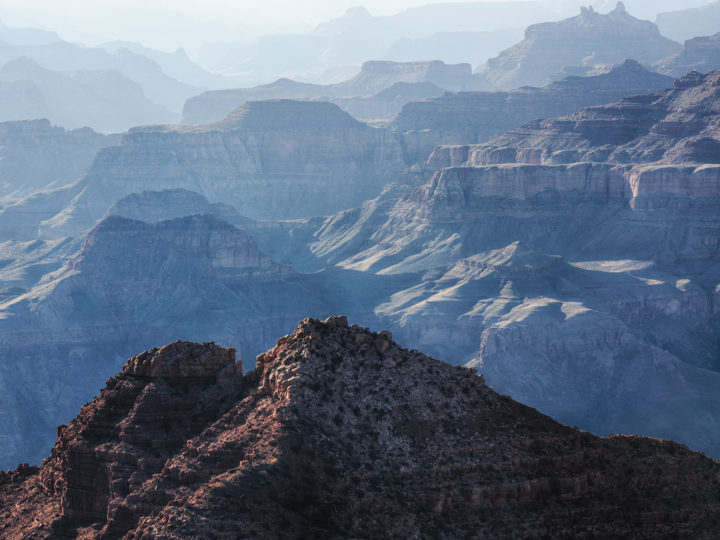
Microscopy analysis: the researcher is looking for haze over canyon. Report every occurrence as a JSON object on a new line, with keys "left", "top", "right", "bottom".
{"left": 0, "top": 1, "right": 720, "bottom": 537}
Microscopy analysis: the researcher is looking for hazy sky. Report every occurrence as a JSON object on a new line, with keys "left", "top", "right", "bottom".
{"left": 0, "top": 0, "right": 712, "bottom": 51}
{"left": 0, "top": 0, "right": 507, "bottom": 49}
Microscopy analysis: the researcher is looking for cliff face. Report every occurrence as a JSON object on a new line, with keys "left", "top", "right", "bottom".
{"left": 37, "top": 100, "right": 406, "bottom": 239}
{"left": 482, "top": 3, "right": 680, "bottom": 89}
{"left": 391, "top": 60, "right": 673, "bottom": 164}
{"left": 1, "top": 318, "right": 719, "bottom": 538}
{"left": 0, "top": 119, "right": 115, "bottom": 202}
{"left": 655, "top": 33, "right": 720, "bottom": 78}
{"left": 375, "top": 242, "right": 720, "bottom": 456}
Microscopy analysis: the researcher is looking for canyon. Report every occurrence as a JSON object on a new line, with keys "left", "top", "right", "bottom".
{"left": 3, "top": 67, "right": 720, "bottom": 470}
{"left": 1, "top": 3, "right": 720, "bottom": 493}
{"left": 294, "top": 68, "right": 720, "bottom": 458}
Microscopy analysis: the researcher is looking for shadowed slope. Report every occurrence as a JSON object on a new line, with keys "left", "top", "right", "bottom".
{"left": 1, "top": 317, "right": 719, "bottom": 538}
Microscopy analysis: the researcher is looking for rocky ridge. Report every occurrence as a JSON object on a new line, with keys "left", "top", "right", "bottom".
{"left": 481, "top": 3, "right": 680, "bottom": 89}
{"left": 391, "top": 59, "right": 673, "bottom": 164}
{"left": 466, "top": 69, "right": 720, "bottom": 168}
{"left": 1, "top": 317, "right": 719, "bottom": 538}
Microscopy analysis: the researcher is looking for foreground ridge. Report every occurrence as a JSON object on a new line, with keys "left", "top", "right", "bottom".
{"left": 1, "top": 317, "right": 719, "bottom": 538}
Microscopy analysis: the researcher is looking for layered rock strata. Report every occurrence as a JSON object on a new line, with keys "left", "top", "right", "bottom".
{"left": 469, "top": 70, "right": 720, "bottom": 166}
{"left": 305, "top": 68, "right": 720, "bottom": 458}
{"left": 391, "top": 60, "right": 673, "bottom": 164}
{"left": 37, "top": 100, "right": 405, "bottom": 239}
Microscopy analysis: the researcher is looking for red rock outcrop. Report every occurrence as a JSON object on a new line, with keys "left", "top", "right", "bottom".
{"left": 1, "top": 317, "right": 719, "bottom": 538}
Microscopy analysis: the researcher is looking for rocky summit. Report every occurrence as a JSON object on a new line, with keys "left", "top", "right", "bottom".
{"left": 1, "top": 317, "right": 719, "bottom": 538}
{"left": 482, "top": 2, "right": 680, "bottom": 89}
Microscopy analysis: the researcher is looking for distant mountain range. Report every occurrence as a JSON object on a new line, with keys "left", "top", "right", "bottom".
{"left": 197, "top": 2, "right": 559, "bottom": 85}
{"left": 656, "top": 1, "right": 720, "bottom": 43}
{"left": 480, "top": 2, "right": 681, "bottom": 89}
{"left": 182, "top": 60, "right": 487, "bottom": 124}
{"left": 183, "top": 2, "right": 720, "bottom": 130}
{"left": 1, "top": 2, "right": 719, "bottom": 134}
{"left": 0, "top": 18, "right": 245, "bottom": 131}
{"left": 0, "top": 57, "right": 177, "bottom": 133}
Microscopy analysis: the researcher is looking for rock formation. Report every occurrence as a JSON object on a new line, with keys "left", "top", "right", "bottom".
{"left": 392, "top": 59, "right": 673, "bottom": 164}
{"left": 470, "top": 70, "right": 720, "bottom": 166}
{"left": 1, "top": 318, "right": 719, "bottom": 538}
{"left": 655, "top": 33, "right": 720, "bottom": 78}
{"left": 481, "top": 3, "right": 680, "bottom": 89}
